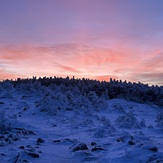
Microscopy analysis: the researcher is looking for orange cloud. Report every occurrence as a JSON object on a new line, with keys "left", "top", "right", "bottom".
{"left": 91, "top": 75, "right": 119, "bottom": 81}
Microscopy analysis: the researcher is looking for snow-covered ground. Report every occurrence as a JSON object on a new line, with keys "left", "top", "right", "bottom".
{"left": 0, "top": 82, "right": 163, "bottom": 163}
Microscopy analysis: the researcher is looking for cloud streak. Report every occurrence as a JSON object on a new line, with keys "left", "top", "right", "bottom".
{"left": 53, "top": 62, "right": 82, "bottom": 73}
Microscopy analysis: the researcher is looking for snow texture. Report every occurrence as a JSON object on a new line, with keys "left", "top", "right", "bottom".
{"left": 0, "top": 77, "right": 163, "bottom": 163}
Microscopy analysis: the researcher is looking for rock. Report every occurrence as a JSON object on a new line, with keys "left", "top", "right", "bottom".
{"left": 19, "top": 146, "right": 24, "bottom": 149}
{"left": 91, "top": 147, "right": 104, "bottom": 151}
{"left": 38, "top": 150, "right": 42, "bottom": 153}
{"left": 23, "top": 108, "right": 27, "bottom": 111}
{"left": 37, "top": 138, "right": 44, "bottom": 143}
{"left": 28, "top": 130, "right": 36, "bottom": 135}
{"left": 149, "top": 147, "right": 158, "bottom": 152}
{"left": 53, "top": 140, "right": 61, "bottom": 143}
{"left": 13, "top": 137, "right": 19, "bottom": 141}
{"left": 117, "top": 138, "right": 123, "bottom": 142}
{"left": 0, "top": 153, "right": 6, "bottom": 156}
{"left": 91, "top": 142, "right": 96, "bottom": 146}
{"left": 147, "top": 157, "right": 157, "bottom": 162}
{"left": 128, "top": 141, "right": 135, "bottom": 145}
{"left": 0, "top": 135, "right": 5, "bottom": 139}
{"left": 66, "top": 108, "right": 73, "bottom": 111}
{"left": 71, "top": 143, "right": 88, "bottom": 152}
{"left": 27, "top": 153, "right": 39, "bottom": 158}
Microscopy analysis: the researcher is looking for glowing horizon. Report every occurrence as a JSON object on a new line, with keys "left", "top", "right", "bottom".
{"left": 0, "top": 0, "right": 163, "bottom": 85}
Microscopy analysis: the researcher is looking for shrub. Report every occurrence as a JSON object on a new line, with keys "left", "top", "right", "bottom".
{"left": 115, "top": 111, "right": 141, "bottom": 129}
{"left": 0, "top": 111, "right": 12, "bottom": 133}
{"left": 155, "top": 112, "right": 163, "bottom": 128}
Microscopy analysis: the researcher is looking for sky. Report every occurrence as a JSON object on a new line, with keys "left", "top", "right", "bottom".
{"left": 0, "top": 0, "right": 163, "bottom": 85}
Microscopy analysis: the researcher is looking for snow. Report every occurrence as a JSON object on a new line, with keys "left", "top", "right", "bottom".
{"left": 0, "top": 79, "right": 163, "bottom": 163}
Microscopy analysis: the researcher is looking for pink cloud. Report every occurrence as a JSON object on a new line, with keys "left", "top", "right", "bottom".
{"left": 0, "top": 68, "right": 21, "bottom": 80}
{"left": 0, "top": 44, "right": 162, "bottom": 85}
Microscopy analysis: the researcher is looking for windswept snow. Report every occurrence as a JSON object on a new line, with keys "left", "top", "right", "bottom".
{"left": 0, "top": 79, "right": 163, "bottom": 163}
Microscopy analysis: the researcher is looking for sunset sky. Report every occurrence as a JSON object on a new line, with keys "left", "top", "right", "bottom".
{"left": 0, "top": 0, "right": 163, "bottom": 85}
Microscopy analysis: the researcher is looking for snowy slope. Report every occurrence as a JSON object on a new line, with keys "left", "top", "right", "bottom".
{"left": 0, "top": 81, "right": 163, "bottom": 163}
